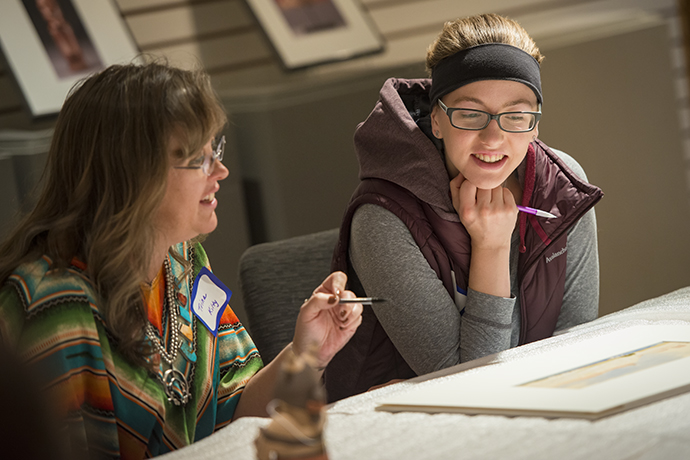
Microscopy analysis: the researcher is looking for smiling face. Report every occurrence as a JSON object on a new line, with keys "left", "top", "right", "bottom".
{"left": 154, "top": 134, "right": 229, "bottom": 248}
{"left": 431, "top": 79, "right": 539, "bottom": 190}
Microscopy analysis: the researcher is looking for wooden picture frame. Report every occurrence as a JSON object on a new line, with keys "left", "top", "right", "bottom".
{"left": 246, "top": 0, "right": 384, "bottom": 70}
{"left": 0, "top": 0, "right": 139, "bottom": 117}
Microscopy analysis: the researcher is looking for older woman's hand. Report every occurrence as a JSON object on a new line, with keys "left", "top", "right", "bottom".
{"left": 291, "top": 271, "right": 363, "bottom": 369}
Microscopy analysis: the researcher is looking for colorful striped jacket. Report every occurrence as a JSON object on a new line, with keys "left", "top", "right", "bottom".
{"left": 0, "top": 241, "right": 263, "bottom": 458}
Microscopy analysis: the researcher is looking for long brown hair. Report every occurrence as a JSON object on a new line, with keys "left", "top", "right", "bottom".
{"left": 0, "top": 62, "right": 227, "bottom": 364}
{"left": 426, "top": 13, "right": 544, "bottom": 75}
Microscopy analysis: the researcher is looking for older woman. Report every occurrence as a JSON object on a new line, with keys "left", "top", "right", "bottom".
{"left": 325, "top": 13, "right": 603, "bottom": 401}
{"left": 0, "top": 62, "right": 362, "bottom": 458}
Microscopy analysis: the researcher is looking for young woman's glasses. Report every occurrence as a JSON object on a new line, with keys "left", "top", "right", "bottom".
{"left": 174, "top": 135, "right": 226, "bottom": 176}
{"left": 438, "top": 100, "right": 541, "bottom": 133}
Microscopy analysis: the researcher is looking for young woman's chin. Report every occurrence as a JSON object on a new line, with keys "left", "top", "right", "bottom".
{"left": 462, "top": 170, "right": 513, "bottom": 191}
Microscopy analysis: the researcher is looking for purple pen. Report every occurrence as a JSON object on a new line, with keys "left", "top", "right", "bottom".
{"left": 517, "top": 205, "right": 557, "bottom": 219}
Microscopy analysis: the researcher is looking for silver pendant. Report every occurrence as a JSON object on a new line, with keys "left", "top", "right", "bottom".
{"left": 163, "top": 368, "right": 190, "bottom": 406}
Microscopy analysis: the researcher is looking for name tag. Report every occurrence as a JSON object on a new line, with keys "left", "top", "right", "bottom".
{"left": 190, "top": 267, "right": 232, "bottom": 337}
{"left": 451, "top": 270, "right": 467, "bottom": 312}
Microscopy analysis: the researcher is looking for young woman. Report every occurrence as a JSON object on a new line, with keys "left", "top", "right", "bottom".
{"left": 0, "top": 62, "right": 362, "bottom": 458}
{"left": 325, "top": 13, "right": 603, "bottom": 402}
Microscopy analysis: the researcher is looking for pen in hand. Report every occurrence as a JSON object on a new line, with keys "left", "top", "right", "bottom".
{"left": 338, "top": 297, "right": 386, "bottom": 305}
{"left": 517, "top": 205, "right": 556, "bottom": 219}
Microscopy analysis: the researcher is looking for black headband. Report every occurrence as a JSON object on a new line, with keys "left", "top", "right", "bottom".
{"left": 429, "top": 43, "right": 542, "bottom": 107}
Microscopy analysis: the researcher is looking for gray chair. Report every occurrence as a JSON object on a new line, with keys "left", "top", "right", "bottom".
{"left": 239, "top": 228, "right": 340, "bottom": 364}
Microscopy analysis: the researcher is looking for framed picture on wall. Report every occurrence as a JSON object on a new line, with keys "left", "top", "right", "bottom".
{"left": 0, "top": 0, "right": 140, "bottom": 117}
{"left": 246, "top": 0, "right": 384, "bottom": 70}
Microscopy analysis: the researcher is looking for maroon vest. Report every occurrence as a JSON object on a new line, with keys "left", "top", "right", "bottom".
{"left": 324, "top": 140, "right": 603, "bottom": 402}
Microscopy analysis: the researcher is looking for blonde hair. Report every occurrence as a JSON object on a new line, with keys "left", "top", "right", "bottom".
{"left": 426, "top": 13, "right": 544, "bottom": 76}
{"left": 0, "top": 62, "right": 227, "bottom": 364}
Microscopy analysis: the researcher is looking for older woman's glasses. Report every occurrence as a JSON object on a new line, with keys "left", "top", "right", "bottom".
{"left": 438, "top": 100, "right": 541, "bottom": 133}
{"left": 174, "top": 135, "right": 226, "bottom": 176}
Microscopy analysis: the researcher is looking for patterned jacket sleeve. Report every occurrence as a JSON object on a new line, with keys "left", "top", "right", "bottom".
{"left": 0, "top": 261, "right": 120, "bottom": 456}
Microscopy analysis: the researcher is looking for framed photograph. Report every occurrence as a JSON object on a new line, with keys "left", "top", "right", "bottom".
{"left": 246, "top": 0, "right": 384, "bottom": 70}
{"left": 0, "top": 0, "right": 140, "bottom": 117}
{"left": 378, "top": 325, "right": 690, "bottom": 420}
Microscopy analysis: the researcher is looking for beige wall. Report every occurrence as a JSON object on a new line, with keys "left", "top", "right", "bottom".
{"left": 1, "top": 0, "right": 688, "bottom": 320}
{"left": 538, "top": 24, "right": 690, "bottom": 315}
{"left": 1, "top": 0, "right": 681, "bottom": 126}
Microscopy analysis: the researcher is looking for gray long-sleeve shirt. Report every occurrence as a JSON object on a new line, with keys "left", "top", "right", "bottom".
{"left": 348, "top": 149, "right": 599, "bottom": 375}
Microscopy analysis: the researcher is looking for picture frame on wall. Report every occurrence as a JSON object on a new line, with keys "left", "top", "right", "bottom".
{"left": 0, "top": 0, "right": 140, "bottom": 117}
{"left": 246, "top": 0, "right": 384, "bottom": 70}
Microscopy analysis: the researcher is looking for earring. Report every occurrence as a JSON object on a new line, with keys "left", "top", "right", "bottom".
{"left": 434, "top": 130, "right": 441, "bottom": 138}
{"left": 532, "top": 135, "right": 536, "bottom": 141}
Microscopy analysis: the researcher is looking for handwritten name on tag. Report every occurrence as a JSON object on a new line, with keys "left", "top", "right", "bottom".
{"left": 190, "top": 267, "right": 232, "bottom": 336}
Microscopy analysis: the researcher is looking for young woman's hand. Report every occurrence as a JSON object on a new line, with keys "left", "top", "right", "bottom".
{"left": 292, "top": 271, "right": 363, "bottom": 369}
{"left": 450, "top": 173, "right": 516, "bottom": 298}
{"left": 450, "top": 173, "right": 518, "bottom": 250}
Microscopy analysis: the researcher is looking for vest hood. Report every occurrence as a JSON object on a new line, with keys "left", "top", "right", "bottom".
{"left": 354, "top": 78, "right": 459, "bottom": 220}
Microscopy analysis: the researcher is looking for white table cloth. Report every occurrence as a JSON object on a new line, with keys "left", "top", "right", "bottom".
{"left": 161, "top": 286, "right": 690, "bottom": 460}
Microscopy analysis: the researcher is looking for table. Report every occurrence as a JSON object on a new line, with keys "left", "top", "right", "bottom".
{"left": 161, "top": 286, "right": 690, "bottom": 459}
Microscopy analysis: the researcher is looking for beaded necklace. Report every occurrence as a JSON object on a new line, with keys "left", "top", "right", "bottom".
{"left": 145, "top": 253, "right": 196, "bottom": 406}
